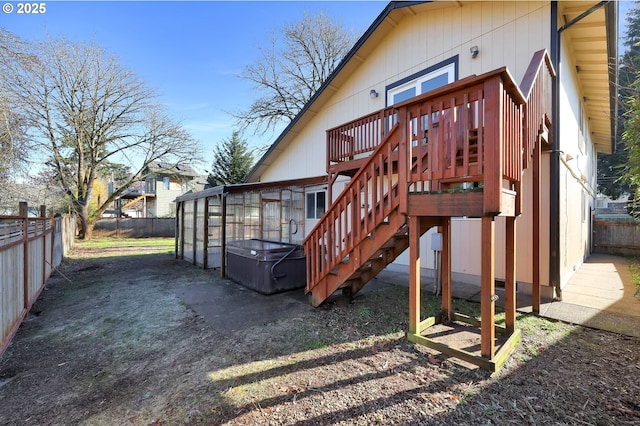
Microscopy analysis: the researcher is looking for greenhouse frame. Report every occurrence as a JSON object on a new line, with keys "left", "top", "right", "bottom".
{"left": 174, "top": 176, "right": 326, "bottom": 277}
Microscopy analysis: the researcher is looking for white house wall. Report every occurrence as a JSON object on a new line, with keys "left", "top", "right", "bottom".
{"left": 258, "top": 2, "right": 568, "bottom": 294}
{"left": 152, "top": 179, "right": 183, "bottom": 217}
{"left": 261, "top": 1, "right": 550, "bottom": 184}
{"left": 557, "top": 33, "right": 598, "bottom": 288}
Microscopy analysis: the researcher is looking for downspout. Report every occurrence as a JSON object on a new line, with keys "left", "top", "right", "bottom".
{"left": 550, "top": 1, "right": 610, "bottom": 301}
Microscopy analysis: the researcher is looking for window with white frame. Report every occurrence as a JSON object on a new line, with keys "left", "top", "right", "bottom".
{"left": 306, "top": 190, "right": 326, "bottom": 220}
{"left": 146, "top": 177, "right": 156, "bottom": 194}
{"left": 386, "top": 57, "right": 458, "bottom": 106}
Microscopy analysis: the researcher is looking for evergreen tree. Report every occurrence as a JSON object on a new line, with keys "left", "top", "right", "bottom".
{"left": 207, "top": 131, "right": 254, "bottom": 187}
{"left": 622, "top": 77, "right": 640, "bottom": 216}
{"left": 598, "top": 2, "right": 640, "bottom": 199}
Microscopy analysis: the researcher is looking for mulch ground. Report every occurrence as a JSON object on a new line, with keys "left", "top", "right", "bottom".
{"left": 0, "top": 239, "right": 639, "bottom": 425}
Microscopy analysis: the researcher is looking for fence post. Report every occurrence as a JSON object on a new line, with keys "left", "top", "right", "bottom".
{"left": 40, "top": 205, "right": 47, "bottom": 287}
{"left": 19, "top": 202, "right": 28, "bottom": 310}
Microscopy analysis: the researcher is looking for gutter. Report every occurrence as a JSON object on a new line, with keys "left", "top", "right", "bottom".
{"left": 549, "top": 1, "right": 613, "bottom": 300}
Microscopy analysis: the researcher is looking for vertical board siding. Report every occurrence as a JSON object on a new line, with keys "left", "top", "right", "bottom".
{"left": 195, "top": 198, "right": 206, "bottom": 267}
{"left": 27, "top": 237, "right": 44, "bottom": 305}
{"left": 1, "top": 245, "right": 24, "bottom": 346}
{"left": 593, "top": 219, "right": 640, "bottom": 256}
{"left": 1, "top": 212, "right": 75, "bottom": 358}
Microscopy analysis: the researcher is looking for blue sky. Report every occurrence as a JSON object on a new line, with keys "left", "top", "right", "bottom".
{"left": 1, "top": 1, "right": 633, "bottom": 171}
{"left": 1, "top": 1, "right": 386, "bottom": 168}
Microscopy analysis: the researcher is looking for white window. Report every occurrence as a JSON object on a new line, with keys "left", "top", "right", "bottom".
{"left": 163, "top": 176, "right": 170, "bottom": 190}
{"left": 146, "top": 177, "right": 156, "bottom": 194}
{"left": 386, "top": 57, "right": 457, "bottom": 106}
{"left": 306, "top": 191, "right": 326, "bottom": 220}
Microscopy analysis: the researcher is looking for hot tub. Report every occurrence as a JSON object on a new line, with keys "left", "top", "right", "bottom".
{"left": 226, "top": 239, "right": 306, "bottom": 294}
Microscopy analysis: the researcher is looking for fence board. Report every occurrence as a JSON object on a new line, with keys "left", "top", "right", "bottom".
{"left": 1, "top": 245, "right": 24, "bottom": 348}
{"left": 593, "top": 218, "right": 640, "bottom": 256}
{"left": 1, "top": 210, "right": 76, "bottom": 358}
{"left": 93, "top": 218, "right": 175, "bottom": 238}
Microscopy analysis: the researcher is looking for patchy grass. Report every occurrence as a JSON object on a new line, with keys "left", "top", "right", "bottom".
{"left": 1, "top": 238, "right": 638, "bottom": 425}
{"left": 76, "top": 236, "right": 174, "bottom": 249}
{"left": 629, "top": 256, "right": 640, "bottom": 298}
{"left": 69, "top": 237, "right": 175, "bottom": 259}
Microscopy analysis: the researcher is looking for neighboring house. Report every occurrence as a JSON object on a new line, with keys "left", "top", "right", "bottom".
{"left": 595, "top": 193, "right": 630, "bottom": 218}
{"left": 177, "top": 1, "right": 617, "bottom": 370}
{"left": 144, "top": 162, "right": 202, "bottom": 217}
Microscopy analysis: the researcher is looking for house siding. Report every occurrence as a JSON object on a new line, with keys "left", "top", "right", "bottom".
{"left": 557, "top": 32, "right": 598, "bottom": 287}
{"left": 258, "top": 1, "right": 597, "bottom": 296}
{"left": 149, "top": 178, "right": 189, "bottom": 218}
{"left": 261, "top": 1, "right": 549, "bottom": 181}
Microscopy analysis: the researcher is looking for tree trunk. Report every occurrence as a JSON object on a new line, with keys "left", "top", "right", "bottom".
{"left": 77, "top": 204, "right": 93, "bottom": 240}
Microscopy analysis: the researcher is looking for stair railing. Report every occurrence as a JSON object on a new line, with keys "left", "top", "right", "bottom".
{"left": 306, "top": 115, "right": 405, "bottom": 292}
{"left": 519, "top": 49, "right": 555, "bottom": 168}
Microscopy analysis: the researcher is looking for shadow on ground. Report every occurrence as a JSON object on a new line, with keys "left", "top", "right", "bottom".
{"left": 0, "top": 243, "right": 638, "bottom": 425}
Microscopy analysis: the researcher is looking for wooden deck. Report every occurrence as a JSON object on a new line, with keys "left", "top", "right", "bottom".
{"left": 304, "top": 50, "right": 555, "bottom": 371}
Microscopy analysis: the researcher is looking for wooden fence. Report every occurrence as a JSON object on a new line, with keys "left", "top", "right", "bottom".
{"left": 593, "top": 217, "right": 640, "bottom": 256}
{"left": 1, "top": 203, "right": 76, "bottom": 358}
{"left": 93, "top": 217, "right": 175, "bottom": 238}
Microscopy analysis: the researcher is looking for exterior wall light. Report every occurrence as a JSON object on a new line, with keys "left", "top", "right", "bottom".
{"left": 370, "top": 89, "right": 379, "bottom": 99}
{"left": 470, "top": 45, "right": 479, "bottom": 58}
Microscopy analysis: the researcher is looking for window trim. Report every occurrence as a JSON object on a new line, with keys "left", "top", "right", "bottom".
{"left": 305, "top": 190, "right": 326, "bottom": 220}
{"left": 385, "top": 56, "right": 459, "bottom": 107}
{"left": 146, "top": 176, "right": 156, "bottom": 194}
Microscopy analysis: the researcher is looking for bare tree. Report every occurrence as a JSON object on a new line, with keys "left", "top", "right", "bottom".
{"left": 1, "top": 34, "right": 201, "bottom": 238}
{"left": 0, "top": 29, "right": 31, "bottom": 189}
{"left": 234, "top": 12, "right": 356, "bottom": 136}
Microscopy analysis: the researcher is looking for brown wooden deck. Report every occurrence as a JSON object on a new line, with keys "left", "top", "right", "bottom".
{"left": 304, "top": 50, "right": 555, "bottom": 371}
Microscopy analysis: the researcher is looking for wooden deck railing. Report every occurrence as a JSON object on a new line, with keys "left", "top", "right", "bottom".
{"left": 520, "top": 49, "right": 555, "bottom": 167}
{"left": 326, "top": 108, "right": 398, "bottom": 167}
{"left": 327, "top": 68, "right": 527, "bottom": 198}
{"left": 307, "top": 54, "right": 553, "bottom": 295}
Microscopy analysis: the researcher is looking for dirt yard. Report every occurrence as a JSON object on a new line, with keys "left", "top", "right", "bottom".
{"left": 0, "top": 238, "right": 639, "bottom": 425}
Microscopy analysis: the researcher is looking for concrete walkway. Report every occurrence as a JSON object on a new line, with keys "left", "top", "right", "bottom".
{"left": 539, "top": 254, "right": 640, "bottom": 338}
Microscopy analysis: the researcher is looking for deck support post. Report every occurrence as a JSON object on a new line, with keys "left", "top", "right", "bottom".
{"left": 532, "top": 139, "right": 541, "bottom": 313}
{"left": 505, "top": 216, "right": 517, "bottom": 333}
{"left": 481, "top": 216, "right": 496, "bottom": 359}
{"left": 408, "top": 215, "right": 421, "bottom": 334}
{"left": 441, "top": 218, "right": 452, "bottom": 321}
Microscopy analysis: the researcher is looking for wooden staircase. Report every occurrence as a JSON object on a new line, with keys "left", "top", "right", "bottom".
{"left": 121, "top": 194, "right": 146, "bottom": 211}
{"left": 304, "top": 121, "right": 404, "bottom": 306}
{"left": 304, "top": 51, "right": 554, "bottom": 309}
{"left": 303, "top": 111, "right": 449, "bottom": 306}
{"left": 313, "top": 205, "right": 441, "bottom": 306}
{"left": 304, "top": 50, "right": 555, "bottom": 371}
